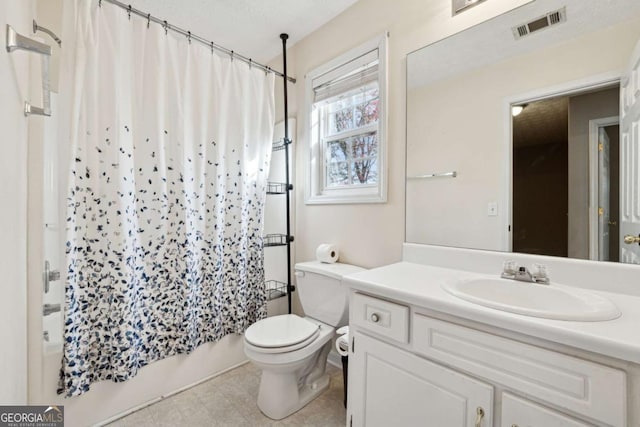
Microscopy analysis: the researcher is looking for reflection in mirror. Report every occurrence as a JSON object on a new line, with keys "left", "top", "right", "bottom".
{"left": 511, "top": 86, "right": 619, "bottom": 261}
{"left": 406, "top": 0, "right": 640, "bottom": 264}
{"left": 512, "top": 95, "right": 569, "bottom": 258}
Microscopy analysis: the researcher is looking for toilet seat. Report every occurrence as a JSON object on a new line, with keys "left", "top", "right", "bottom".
{"left": 245, "top": 314, "right": 321, "bottom": 354}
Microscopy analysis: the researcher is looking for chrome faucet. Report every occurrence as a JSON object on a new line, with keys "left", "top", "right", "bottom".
{"left": 43, "top": 303, "right": 61, "bottom": 316}
{"left": 501, "top": 261, "right": 550, "bottom": 285}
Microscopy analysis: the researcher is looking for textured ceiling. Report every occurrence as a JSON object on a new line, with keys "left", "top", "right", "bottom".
{"left": 513, "top": 85, "right": 619, "bottom": 149}
{"left": 408, "top": 0, "right": 640, "bottom": 89}
{"left": 513, "top": 97, "right": 568, "bottom": 148}
{"left": 128, "top": 0, "right": 359, "bottom": 66}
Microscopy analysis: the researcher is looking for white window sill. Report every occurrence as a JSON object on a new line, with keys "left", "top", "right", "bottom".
{"left": 305, "top": 190, "right": 387, "bottom": 205}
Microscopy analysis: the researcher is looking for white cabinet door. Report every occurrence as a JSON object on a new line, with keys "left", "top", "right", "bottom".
{"left": 348, "top": 332, "right": 493, "bottom": 427}
{"left": 502, "top": 393, "right": 594, "bottom": 427}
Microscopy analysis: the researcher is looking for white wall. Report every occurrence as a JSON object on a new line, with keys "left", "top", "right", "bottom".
{"left": 269, "top": 0, "right": 533, "bottom": 313}
{"left": 0, "top": 0, "right": 34, "bottom": 404}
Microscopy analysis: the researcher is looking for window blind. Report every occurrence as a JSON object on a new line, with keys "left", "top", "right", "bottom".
{"left": 312, "top": 49, "right": 379, "bottom": 103}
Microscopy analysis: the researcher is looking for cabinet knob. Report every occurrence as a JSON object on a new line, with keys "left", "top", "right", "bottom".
{"left": 475, "top": 407, "right": 485, "bottom": 427}
{"left": 370, "top": 313, "right": 380, "bottom": 323}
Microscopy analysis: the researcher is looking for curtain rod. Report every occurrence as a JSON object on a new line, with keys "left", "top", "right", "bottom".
{"left": 100, "top": 0, "right": 296, "bottom": 84}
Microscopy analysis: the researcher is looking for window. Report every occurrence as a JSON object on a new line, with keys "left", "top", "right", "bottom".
{"left": 305, "top": 35, "right": 387, "bottom": 204}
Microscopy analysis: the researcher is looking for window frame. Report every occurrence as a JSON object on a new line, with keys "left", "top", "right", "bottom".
{"left": 304, "top": 34, "right": 388, "bottom": 204}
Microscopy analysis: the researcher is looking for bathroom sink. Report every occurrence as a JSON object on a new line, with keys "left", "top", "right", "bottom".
{"left": 442, "top": 278, "right": 621, "bottom": 321}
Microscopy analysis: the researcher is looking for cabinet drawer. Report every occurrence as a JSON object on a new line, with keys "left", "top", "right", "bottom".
{"left": 351, "top": 293, "right": 409, "bottom": 344}
{"left": 413, "top": 314, "right": 626, "bottom": 427}
{"left": 502, "top": 393, "right": 593, "bottom": 427}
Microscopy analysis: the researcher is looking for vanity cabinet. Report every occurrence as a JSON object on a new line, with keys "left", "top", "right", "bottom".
{"left": 349, "top": 331, "right": 493, "bottom": 427}
{"left": 347, "top": 291, "right": 627, "bottom": 427}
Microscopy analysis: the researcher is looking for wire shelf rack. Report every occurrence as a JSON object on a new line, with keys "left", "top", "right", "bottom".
{"left": 266, "top": 182, "right": 289, "bottom": 194}
{"left": 265, "top": 280, "right": 288, "bottom": 301}
{"left": 263, "top": 233, "right": 292, "bottom": 247}
{"left": 272, "top": 138, "right": 291, "bottom": 152}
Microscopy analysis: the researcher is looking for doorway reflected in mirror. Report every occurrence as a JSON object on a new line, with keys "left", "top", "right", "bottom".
{"left": 511, "top": 86, "right": 620, "bottom": 261}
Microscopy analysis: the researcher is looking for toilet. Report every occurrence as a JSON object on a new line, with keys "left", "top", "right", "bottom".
{"left": 244, "top": 260, "right": 364, "bottom": 420}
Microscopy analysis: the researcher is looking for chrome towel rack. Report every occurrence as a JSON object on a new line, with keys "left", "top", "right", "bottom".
{"left": 408, "top": 171, "right": 457, "bottom": 179}
{"left": 5, "top": 24, "right": 53, "bottom": 116}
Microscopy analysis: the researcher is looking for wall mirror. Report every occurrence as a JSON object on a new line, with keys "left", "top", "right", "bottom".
{"left": 406, "top": 0, "right": 640, "bottom": 264}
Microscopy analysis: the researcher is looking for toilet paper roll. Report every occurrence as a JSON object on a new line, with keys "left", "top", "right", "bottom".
{"left": 335, "top": 325, "right": 349, "bottom": 356}
{"left": 316, "top": 243, "right": 339, "bottom": 264}
{"left": 335, "top": 335, "right": 349, "bottom": 357}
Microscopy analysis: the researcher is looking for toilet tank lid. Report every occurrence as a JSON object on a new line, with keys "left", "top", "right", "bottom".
{"left": 294, "top": 261, "right": 365, "bottom": 280}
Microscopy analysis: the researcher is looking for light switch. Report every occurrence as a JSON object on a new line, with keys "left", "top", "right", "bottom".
{"left": 487, "top": 202, "right": 498, "bottom": 216}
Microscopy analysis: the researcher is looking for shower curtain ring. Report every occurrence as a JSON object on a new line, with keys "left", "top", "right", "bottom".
{"left": 249, "top": 59, "right": 252, "bottom": 69}
{"left": 163, "top": 20, "right": 168, "bottom": 35}
{"left": 265, "top": 66, "right": 269, "bottom": 76}
{"left": 187, "top": 31, "right": 191, "bottom": 44}
{"left": 147, "top": 13, "right": 151, "bottom": 28}
{"left": 98, "top": 0, "right": 102, "bottom": 7}
{"left": 210, "top": 42, "right": 214, "bottom": 54}
{"left": 230, "top": 50, "right": 234, "bottom": 62}
{"left": 127, "top": 5, "right": 132, "bottom": 20}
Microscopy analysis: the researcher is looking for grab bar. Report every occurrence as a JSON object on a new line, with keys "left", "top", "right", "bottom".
{"left": 408, "top": 171, "right": 457, "bottom": 179}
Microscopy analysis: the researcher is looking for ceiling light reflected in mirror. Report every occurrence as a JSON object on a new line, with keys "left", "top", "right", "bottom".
{"left": 511, "top": 105, "right": 525, "bottom": 117}
{"left": 452, "top": 0, "right": 487, "bottom": 16}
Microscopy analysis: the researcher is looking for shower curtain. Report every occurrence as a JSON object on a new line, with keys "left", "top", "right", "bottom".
{"left": 58, "top": 1, "right": 275, "bottom": 397}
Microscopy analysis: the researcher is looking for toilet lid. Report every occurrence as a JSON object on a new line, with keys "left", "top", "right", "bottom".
{"left": 245, "top": 314, "right": 320, "bottom": 348}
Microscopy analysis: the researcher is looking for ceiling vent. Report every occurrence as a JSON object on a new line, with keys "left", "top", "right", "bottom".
{"left": 512, "top": 7, "right": 566, "bottom": 40}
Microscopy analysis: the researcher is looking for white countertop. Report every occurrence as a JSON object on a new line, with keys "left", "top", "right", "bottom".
{"left": 345, "top": 261, "right": 640, "bottom": 364}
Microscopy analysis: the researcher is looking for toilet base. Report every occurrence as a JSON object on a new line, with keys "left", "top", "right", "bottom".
{"left": 257, "top": 371, "right": 330, "bottom": 420}
{"left": 255, "top": 340, "right": 332, "bottom": 420}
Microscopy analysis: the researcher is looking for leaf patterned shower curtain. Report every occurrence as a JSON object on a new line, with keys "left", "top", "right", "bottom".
{"left": 58, "top": 1, "right": 275, "bottom": 397}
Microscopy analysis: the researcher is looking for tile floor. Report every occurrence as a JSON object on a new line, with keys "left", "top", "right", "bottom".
{"left": 106, "top": 362, "right": 346, "bottom": 427}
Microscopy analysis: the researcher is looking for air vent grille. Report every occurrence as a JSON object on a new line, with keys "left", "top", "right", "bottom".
{"left": 512, "top": 7, "right": 567, "bottom": 40}
{"left": 516, "top": 25, "right": 528, "bottom": 37}
{"left": 548, "top": 11, "right": 562, "bottom": 25}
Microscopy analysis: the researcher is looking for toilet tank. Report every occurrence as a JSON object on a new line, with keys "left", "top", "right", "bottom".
{"left": 294, "top": 261, "right": 365, "bottom": 327}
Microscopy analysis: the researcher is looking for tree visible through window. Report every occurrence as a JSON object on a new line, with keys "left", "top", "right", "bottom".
{"left": 317, "top": 73, "right": 379, "bottom": 189}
